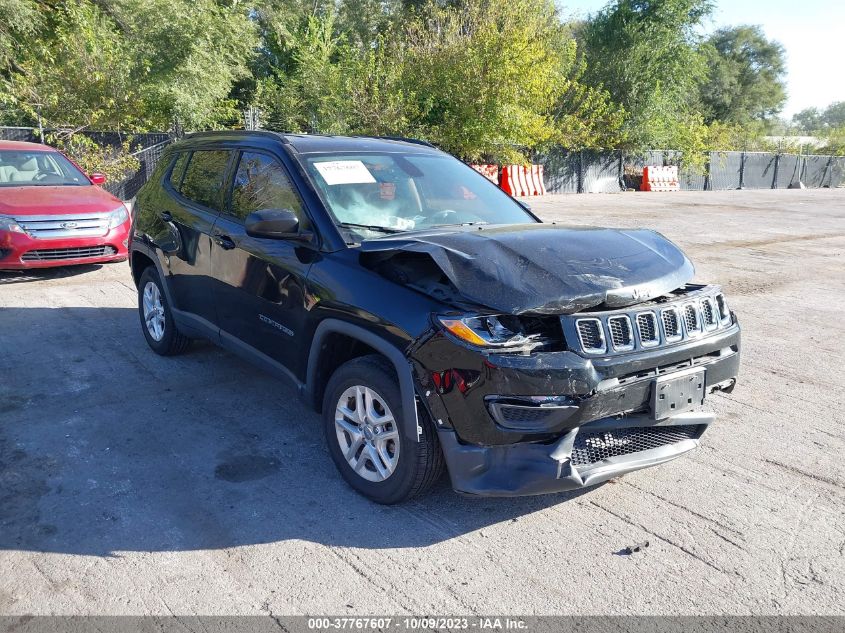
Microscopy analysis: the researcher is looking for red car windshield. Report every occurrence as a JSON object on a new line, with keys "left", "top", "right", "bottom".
{"left": 0, "top": 150, "right": 90, "bottom": 187}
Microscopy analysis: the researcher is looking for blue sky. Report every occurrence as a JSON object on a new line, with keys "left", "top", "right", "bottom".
{"left": 560, "top": 0, "right": 843, "bottom": 117}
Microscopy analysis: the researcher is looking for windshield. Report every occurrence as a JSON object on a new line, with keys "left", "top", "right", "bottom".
{"left": 0, "top": 150, "right": 89, "bottom": 187}
{"left": 302, "top": 152, "right": 536, "bottom": 239}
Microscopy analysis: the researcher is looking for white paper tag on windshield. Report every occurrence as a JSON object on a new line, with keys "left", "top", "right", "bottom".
{"left": 314, "top": 160, "right": 376, "bottom": 185}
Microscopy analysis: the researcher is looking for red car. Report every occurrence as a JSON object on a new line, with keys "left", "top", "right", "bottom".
{"left": 0, "top": 140, "right": 131, "bottom": 270}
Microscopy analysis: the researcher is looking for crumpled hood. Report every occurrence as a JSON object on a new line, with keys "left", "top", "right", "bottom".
{"left": 360, "top": 223, "right": 694, "bottom": 314}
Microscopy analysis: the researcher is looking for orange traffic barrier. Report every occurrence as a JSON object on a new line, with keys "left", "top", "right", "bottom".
{"left": 501, "top": 164, "right": 546, "bottom": 197}
{"left": 470, "top": 164, "right": 496, "bottom": 183}
{"left": 500, "top": 165, "right": 522, "bottom": 196}
{"left": 641, "top": 165, "right": 680, "bottom": 192}
{"left": 470, "top": 164, "right": 499, "bottom": 184}
{"left": 527, "top": 164, "right": 547, "bottom": 196}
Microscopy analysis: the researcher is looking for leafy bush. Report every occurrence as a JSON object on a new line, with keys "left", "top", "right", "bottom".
{"left": 45, "top": 132, "right": 140, "bottom": 183}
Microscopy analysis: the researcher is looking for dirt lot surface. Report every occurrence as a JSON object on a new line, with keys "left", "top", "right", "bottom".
{"left": 1, "top": 189, "right": 843, "bottom": 616}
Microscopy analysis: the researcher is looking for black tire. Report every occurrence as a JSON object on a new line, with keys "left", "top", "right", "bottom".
{"left": 137, "top": 266, "right": 190, "bottom": 356}
{"left": 322, "top": 355, "right": 445, "bottom": 504}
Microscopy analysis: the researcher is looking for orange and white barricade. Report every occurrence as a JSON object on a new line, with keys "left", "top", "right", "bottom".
{"left": 470, "top": 164, "right": 499, "bottom": 184}
{"left": 500, "top": 164, "right": 547, "bottom": 197}
{"left": 526, "top": 164, "right": 547, "bottom": 196}
{"left": 500, "top": 165, "right": 524, "bottom": 196}
{"left": 641, "top": 165, "right": 680, "bottom": 192}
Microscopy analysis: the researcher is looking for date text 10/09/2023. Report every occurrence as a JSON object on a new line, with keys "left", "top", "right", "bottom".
{"left": 307, "top": 617, "right": 529, "bottom": 630}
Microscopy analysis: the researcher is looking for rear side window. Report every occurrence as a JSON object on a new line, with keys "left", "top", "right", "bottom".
{"left": 179, "top": 150, "right": 231, "bottom": 211}
{"left": 168, "top": 152, "right": 189, "bottom": 190}
{"left": 229, "top": 152, "right": 307, "bottom": 226}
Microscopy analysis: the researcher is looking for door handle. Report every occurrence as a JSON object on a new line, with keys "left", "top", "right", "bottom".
{"left": 160, "top": 211, "right": 173, "bottom": 222}
{"left": 213, "top": 233, "right": 236, "bottom": 250}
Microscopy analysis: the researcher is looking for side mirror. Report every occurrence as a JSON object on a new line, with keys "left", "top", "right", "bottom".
{"left": 245, "top": 208, "right": 301, "bottom": 239}
{"left": 89, "top": 173, "right": 107, "bottom": 185}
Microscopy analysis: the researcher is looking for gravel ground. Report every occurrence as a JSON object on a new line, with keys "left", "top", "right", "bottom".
{"left": 0, "top": 189, "right": 843, "bottom": 616}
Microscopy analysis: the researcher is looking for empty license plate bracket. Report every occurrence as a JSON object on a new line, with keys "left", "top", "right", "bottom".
{"left": 651, "top": 368, "right": 706, "bottom": 420}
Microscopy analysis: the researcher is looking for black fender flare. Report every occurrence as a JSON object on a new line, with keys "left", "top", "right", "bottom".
{"left": 130, "top": 242, "right": 175, "bottom": 305}
{"left": 305, "top": 319, "right": 420, "bottom": 442}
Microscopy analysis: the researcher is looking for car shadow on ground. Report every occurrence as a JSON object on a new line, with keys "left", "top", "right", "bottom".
{"left": 0, "top": 264, "right": 105, "bottom": 285}
{"left": 0, "top": 307, "right": 596, "bottom": 557}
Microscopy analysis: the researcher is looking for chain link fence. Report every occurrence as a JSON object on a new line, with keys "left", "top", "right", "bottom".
{"left": 1, "top": 126, "right": 174, "bottom": 200}
{"left": 541, "top": 149, "right": 845, "bottom": 193}
{"left": 4, "top": 126, "right": 844, "bottom": 198}
{"left": 105, "top": 146, "right": 845, "bottom": 199}
{"left": 0, "top": 126, "right": 170, "bottom": 151}
{"left": 104, "top": 140, "right": 173, "bottom": 200}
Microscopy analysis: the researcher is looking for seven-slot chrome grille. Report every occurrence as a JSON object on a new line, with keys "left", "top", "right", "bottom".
{"left": 13, "top": 213, "right": 112, "bottom": 239}
{"left": 566, "top": 285, "right": 732, "bottom": 356}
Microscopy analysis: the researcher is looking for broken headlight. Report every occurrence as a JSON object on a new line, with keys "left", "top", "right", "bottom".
{"left": 437, "top": 314, "right": 563, "bottom": 353}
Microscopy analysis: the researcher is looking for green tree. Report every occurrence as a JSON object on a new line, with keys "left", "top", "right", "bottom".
{"left": 4, "top": 0, "right": 257, "bottom": 131}
{"left": 336, "top": 0, "right": 404, "bottom": 49}
{"left": 106, "top": 0, "right": 258, "bottom": 129}
{"left": 581, "top": 0, "right": 713, "bottom": 151}
{"left": 699, "top": 25, "right": 786, "bottom": 124}
{"left": 0, "top": 0, "right": 40, "bottom": 123}
{"left": 403, "top": 0, "right": 617, "bottom": 161}
{"left": 254, "top": 9, "right": 361, "bottom": 134}
{"left": 792, "top": 107, "right": 823, "bottom": 133}
{"left": 253, "top": 0, "right": 623, "bottom": 160}
{"left": 817, "top": 126, "right": 845, "bottom": 156}
{"left": 0, "top": 0, "right": 39, "bottom": 75}
{"left": 792, "top": 102, "right": 845, "bottom": 133}
{"left": 5, "top": 2, "right": 140, "bottom": 130}
{"left": 822, "top": 101, "right": 845, "bottom": 128}
{"left": 46, "top": 131, "right": 141, "bottom": 183}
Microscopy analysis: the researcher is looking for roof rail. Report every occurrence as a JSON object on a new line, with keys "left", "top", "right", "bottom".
{"left": 371, "top": 136, "right": 437, "bottom": 149}
{"left": 180, "top": 130, "right": 436, "bottom": 148}
{"left": 182, "top": 129, "right": 290, "bottom": 143}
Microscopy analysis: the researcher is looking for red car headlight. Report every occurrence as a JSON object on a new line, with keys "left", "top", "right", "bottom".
{"left": 107, "top": 206, "right": 129, "bottom": 229}
{"left": 0, "top": 215, "right": 24, "bottom": 234}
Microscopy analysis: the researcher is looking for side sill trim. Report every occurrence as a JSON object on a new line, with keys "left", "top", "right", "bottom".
{"left": 170, "top": 308, "right": 304, "bottom": 391}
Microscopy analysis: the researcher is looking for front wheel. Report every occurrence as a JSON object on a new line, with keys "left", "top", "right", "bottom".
{"left": 137, "top": 266, "right": 190, "bottom": 356}
{"left": 322, "top": 355, "right": 445, "bottom": 504}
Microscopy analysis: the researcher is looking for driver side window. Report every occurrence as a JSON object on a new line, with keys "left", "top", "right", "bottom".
{"left": 229, "top": 152, "right": 307, "bottom": 228}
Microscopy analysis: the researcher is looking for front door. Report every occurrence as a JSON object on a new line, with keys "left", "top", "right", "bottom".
{"left": 209, "top": 150, "right": 315, "bottom": 374}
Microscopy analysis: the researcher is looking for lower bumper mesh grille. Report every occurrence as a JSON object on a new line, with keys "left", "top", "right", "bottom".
{"left": 570, "top": 424, "right": 702, "bottom": 466}
{"left": 21, "top": 246, "right": 117, "bottom": 261}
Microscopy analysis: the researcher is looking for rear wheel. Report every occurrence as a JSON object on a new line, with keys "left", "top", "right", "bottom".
{"left": 137, "top": 266, "right": 190, "bottom": 356}
{"left": 322, "top": 355, "right": 445, "bottom": 504}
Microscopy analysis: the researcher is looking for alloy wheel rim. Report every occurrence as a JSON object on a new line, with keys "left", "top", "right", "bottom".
{"left": 334, "top": 385, "right": 400, "bottom": 483}
{"left": 142, "top": 281, "right": 166, "bottom": 342}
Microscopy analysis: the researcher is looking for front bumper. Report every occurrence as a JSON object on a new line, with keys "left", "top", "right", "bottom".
{"left": 0, "top": 224, "right": 130, "bottom": 270}
{"left": 439, "top": 411, "right": 713, "bottom": 496}
{"left": 413, "top": 322, "right": 740, "bottom": 496}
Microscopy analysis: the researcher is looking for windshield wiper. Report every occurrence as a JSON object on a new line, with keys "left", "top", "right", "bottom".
{"left": 433, "top": 221, "right": 489, "bottom": 228}
{"left": 337, "top": 222, "right": 404, "bottom": 234}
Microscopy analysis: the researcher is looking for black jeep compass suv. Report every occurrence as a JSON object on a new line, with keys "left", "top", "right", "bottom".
{"left": 130, "top": 131, "right": 740, "bottom": 503}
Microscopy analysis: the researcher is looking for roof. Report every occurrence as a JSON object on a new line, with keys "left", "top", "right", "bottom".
{"left": 281, "top": 133, "right": 438, "bottom": 154}
{"left": 0, "top": 140, "right": 55, "bottom": 152}
{"left": 180, "top": 130, "right": 440, "bottom": 155}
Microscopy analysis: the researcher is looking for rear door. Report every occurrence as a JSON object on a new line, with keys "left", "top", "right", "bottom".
{"left": 165, "top": 149, "right": 233, "bottom": 327}
{"left": 209, "top": 149, "right": 315, "bottom": 374}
